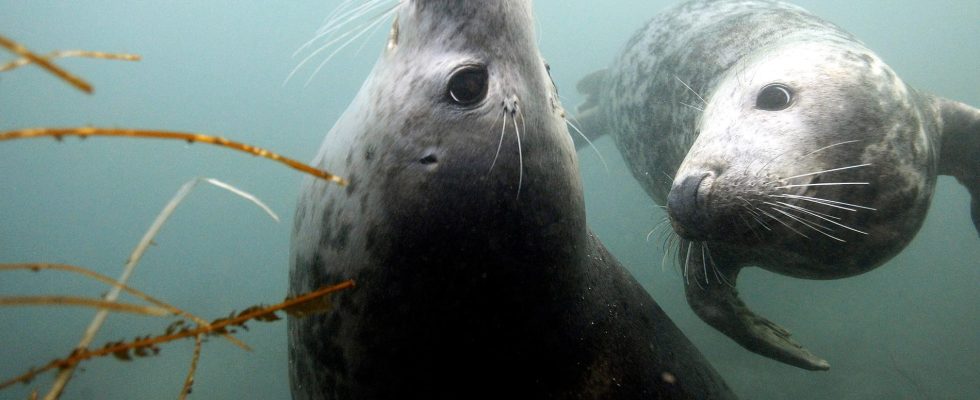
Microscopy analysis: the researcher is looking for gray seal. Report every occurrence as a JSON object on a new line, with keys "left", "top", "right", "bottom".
{"left": 288, "top": 1, "right": 738, "bottom": 399}
{"left": 576, "top": 0, "right": 979, "bottom": 371}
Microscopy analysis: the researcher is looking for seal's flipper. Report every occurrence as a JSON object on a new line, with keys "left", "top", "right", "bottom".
{"left": 936, "top": 97, "right": 980, "bottom": 235}
{"left": 680, "top": 242, "right": 831, "bottom": 371}
{"left": 571, "top": 69, "right": 610, "bottom": 149}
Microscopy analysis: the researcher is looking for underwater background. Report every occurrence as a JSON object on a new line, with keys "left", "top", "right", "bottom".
{"left": 0, "top": 0, "right": 976, "bottom": 399}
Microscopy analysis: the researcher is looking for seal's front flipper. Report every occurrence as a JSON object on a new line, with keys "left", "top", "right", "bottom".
{"left": 571, "top": 69, "right": 610, "bottom": 150}
{"left": 936, "top": 97, "right": 980, "bottom": 235}
{"left": 681, "top": 243, "right": 831, "bottom": 371}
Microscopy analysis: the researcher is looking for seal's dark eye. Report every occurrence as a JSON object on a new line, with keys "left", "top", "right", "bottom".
{"left": 447, "top": 65, "right": 488, "bottom": 106}
{"left": 756, "top": 83, "right": 794, "bottom": 111}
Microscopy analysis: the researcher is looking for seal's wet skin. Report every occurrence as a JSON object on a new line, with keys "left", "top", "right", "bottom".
{"left": 288, "top": 1, "right": 737, "bottom": 399}
{"left": 576, "top": 0, "right": 980, "bottom": 370}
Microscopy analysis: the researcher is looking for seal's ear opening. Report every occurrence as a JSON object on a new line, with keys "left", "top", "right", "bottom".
{"left": 936, "top": 97, "right": 980, "bottom": 236}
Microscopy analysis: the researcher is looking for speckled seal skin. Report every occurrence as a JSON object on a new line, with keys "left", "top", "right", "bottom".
{"left": 576, "top": 0, "right": 980, "bottom": 371}
{"left": 288, "top": 1, "right": 738, "bottom": 399}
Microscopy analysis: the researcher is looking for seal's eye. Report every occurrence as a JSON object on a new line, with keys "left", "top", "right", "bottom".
{"left": 447, "top": 65, "right": 489, "bottom": 106}
{"left": 756, "top": 83, "right": 794, "bottom": 111}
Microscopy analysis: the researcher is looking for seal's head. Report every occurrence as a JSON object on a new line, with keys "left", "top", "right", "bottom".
{"left": 290, "top": 1, "right": 588, "bottom": 397}
{"left": 668, "top": 37, "right": 936, "bottom": 279}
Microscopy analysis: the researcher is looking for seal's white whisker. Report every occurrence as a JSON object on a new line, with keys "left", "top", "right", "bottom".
{"left": 770, "top": 201, "right": 842, "bottom": 221}
{"left": 679, "top": 101, "right": 704, "bottom": 112}
{"left": 704, "top": 243, "right": 735, "bottom": 288}
{"left": 287, "top": 3, "right": 398, "bottom": 86}
{"left": 684, "top": 241, "right": 693, "bottom": 286}
{"left": 770, "top": 207, "right": 846, "bottom": 242}
{"left": 771, "top": 201, "right": 869, "bottom": 235}
{"left": 674, "top": 75, "right": 707, "bottom": 105}
{"left": 770, "top": 163, "right": 872, "bottom": 184}
{"left": 775, "top": 182, "right": 869, "bottom": 189}
{"left": 351, "top": 8, "right": 394, "bottom": 57}
{"left": 513, "top": 112, "right": 524, "bottom": 200}
{"left": 757, "top": 207, "right": 810, "bottom": 239}
{"left": 766, "top": 202, "right": 839, "bottom": 232}
{"left": 646, "top": 218, "right": 671, "bottom": 242}
{"left": 566, "top": 119, "right": 610, "bottom": 172}
{"left": 489, "top": 109, "right": 506, "bottom": 172}
{"left": 740, "top": 206, "right": 772, "bottom": 231}
{"left": 315, "top": 0, "right": 391, "bottom": 40}
{"left": 700, "top": 243, "right": 709, "bottom": 286}
{"left": 798, "top": 140, "right": 862, "bottom": 160}
{"left": 755, "top": 147, "right": 797, "bottom": 176}
{"left": 305, "top": 7, "right": 398, "bottom": 86}
{"left": 294, "top": 0, "right": 391, "bottom": 58}
{"left": 771, "top": 194, "right": 877, "bottom": 211}
{"left": 293, "top": 0, "right": 359, "bottom": 56}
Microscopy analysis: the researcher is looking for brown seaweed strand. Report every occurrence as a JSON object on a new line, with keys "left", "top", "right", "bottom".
{"left": 0, "top": 280, "right": 354, "bottom": 390}
{"left": 0, "top": 263, "right": 249, "bottom": 351}
{"left": 0, "top": 50, "right": 140, "bottom": 72}
{"left": 178, "top": 334, "right": 204, "bottom": 400}
{"left": 0, "top": 127, "right": 348, "bottom": 185}
{"left": 0, "top": 35, "right": 93, "bottom": 93}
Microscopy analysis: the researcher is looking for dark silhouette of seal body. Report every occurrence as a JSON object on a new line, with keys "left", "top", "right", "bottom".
{"left": 289, "top": 1, "right": 737, "bottom": 399}
{"left": 576, "top": 0, "right": 979, "bottom": 371}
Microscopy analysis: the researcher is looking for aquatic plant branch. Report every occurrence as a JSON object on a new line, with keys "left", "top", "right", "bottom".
{"left": 43, "top": 177, "right": 276, "bottom": 400}
{"left": 178, "top": 334, "right": 204, "bottom": 400}
{"left": 0, "top": 296, "right": 170, "bottom": 316}
{"left": 0, "top": 50, "right": 140, "bottom": 72}
{"left": 0, "top": 127, "right": 347, "bottom": 185}
{"left": 0, "top": 280, "right": 355, "bottom": 391}
{"left": 0, "top": 35, "right": 94, "bottom": 93}
{"left": 0, "top": 263, "right": 250, "bottom": 351}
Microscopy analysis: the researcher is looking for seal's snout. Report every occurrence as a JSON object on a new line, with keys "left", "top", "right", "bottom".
{"left": 667, "top": 172, "right": 714, "bottom": 240}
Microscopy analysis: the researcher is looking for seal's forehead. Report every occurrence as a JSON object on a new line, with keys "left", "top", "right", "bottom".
{"left": 736, "top": 40, "right": 895, "bottom": 87}
{"left": 396, "top": 0, "right": 537, "bottom": 54}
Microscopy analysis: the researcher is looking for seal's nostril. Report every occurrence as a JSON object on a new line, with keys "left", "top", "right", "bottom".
{"left": 419, "top": 154, "right": 438, "bottom": 165}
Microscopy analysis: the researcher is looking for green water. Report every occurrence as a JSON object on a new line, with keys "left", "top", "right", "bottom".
{"left": 1, "top": 1, "right": 977, "bottom": 398}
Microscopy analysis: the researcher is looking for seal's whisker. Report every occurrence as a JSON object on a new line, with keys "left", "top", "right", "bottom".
{"left": 700, "top": 243, "right": 709, "bottom": 286}
{"left": 646, "top": 218, "right": 671, "bottom": 242}
{"left": 772, "top": 201, "right": 869, "bottom": 235}
{"left": 679, "top": 101, "right": 704, "bottom": 112}
{"left": 513, "top": 112, "right": 524, "bottom": 199}
{"left": 660, "top": 233, "right": 675, "bottom": 273}
{"left": 757, "top": 207, "right": 810, "bottom": 239}
{"left": 775, "top": 182, "right": 869, "bottom": 189}
{"left": 797, "top": 140, "right": 862, "bottom": 160}
{"left": 674, "top": 75, "right": 707, "bottom": 105}
{"left": 287, "top": 2, "right": 398, "bottom": 86}
{"left": 766, "top": 202, "right": 840, "bottom": 232}
{"left": 306, "top": 7, "right": 399, "bottom": 86}
{"left": 684, "top": 241, "right": 694, "bottom": 287}
{"left": 566, "top": 119, "right": 609, "bottom": 172}
{"left": 316, "top": 0, "right": 384, "bottom": 34}
{"left": 769, "top": 201, "right": 842, "bottom": 221}
{"left": 704, "top": 243, "right": 734, "bottom": 288}
{"left": 769, "top": 163, "right": 872, "bottom": 184}
{"left": 770, "top": 207, "right": 846, "bottom": 242}
{"left": 755, "top": 146, "right": 797, "bottom": 176}
{"left": 771, "top": 194, "right": 877, "bottom": 211}
{"left": 489, "top": 109, "right": 507, "bottom": 171}
{"left": 293, "top": 0, "right": 390, "bottom": 59}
